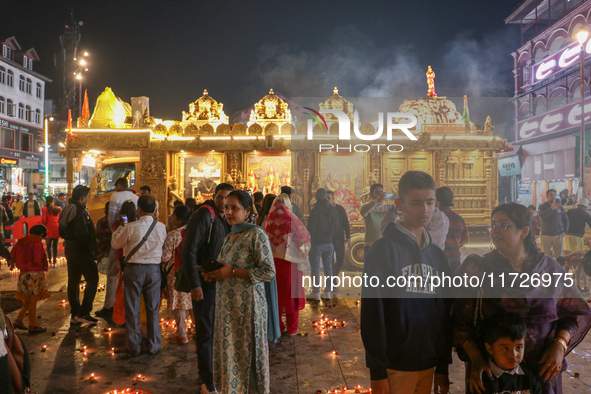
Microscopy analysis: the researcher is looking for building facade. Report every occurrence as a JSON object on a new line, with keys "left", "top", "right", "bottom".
{"left": 507, "top": 0, "right": 591, "bottom": 207}
{"left": 0, "top": 36, "right": 51, "bottom": 196}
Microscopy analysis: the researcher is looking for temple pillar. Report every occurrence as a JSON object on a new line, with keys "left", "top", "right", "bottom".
{"left": 139, "top": 149, "right": 169, "bottom": 224}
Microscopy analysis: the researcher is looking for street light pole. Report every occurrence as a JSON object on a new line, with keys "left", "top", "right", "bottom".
{"left": 77, "top": 74, "right": 82, "bottom": 119}
{"left": 577, "top": 29, "right": 589, "bottom": 198}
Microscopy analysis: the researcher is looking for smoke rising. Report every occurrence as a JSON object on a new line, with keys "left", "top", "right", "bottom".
{"left": 253, "top": 26, "right": 517, "bottom": 101}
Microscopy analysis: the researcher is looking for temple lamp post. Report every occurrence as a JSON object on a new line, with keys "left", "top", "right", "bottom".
{"left": 577, "top": 29, "right": 589, "bottom": 197}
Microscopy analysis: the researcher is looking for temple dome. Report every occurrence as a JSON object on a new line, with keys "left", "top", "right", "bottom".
{"left": 396, "top": 97, "right": 474, "bottom": 133}
{"left": 249, "top": 89, "right": 291, "bottom": 122}
{"left": 182, "top": 89, "right": 227, "bottom": 122}
{"left": 319, "top": 87, "right": 354, "bottom": 122}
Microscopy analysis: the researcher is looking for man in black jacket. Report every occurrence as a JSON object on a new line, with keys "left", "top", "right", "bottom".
{"left": 307, "top": 188, "right": 337, "bottom": 303}
{"left": 181, "top": 183, "right": 233, "bottom": 394}
{"left": 327, "top": 190, "right": 351, "bottom": 280}
{"left": 58, "top": 185, "right": 99, "bottom": 325}
{"left": 539, "top": 188, "right": 569, "bottom": 258}
{"left": 23, "top": 193, "right": 41, "bottom": 218}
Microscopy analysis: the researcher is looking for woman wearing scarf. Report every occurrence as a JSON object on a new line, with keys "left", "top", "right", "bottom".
{"left": 203, "top": 190, "right": 276, "bottom": 394}
{"left": 454, "top": 203, "right": 591, "bottom": 394}
{"left": 265, "top": 193, "right": 310, "bottom": 336}
{"left": 161, "top": 204, "right": 193, "bottom": 344}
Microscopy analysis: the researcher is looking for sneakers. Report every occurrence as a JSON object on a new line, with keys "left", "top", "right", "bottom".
{"left": 70, "top": 316, "right": 82, "bottom": 326}
{"left": 200, "top": 383, "right": 218, "bottom": 394}
{"left": 75, "top": 315, "right": 98, "bottom": 324}
{"left": 95, "top": 307, "right": 113, "bottom": 319}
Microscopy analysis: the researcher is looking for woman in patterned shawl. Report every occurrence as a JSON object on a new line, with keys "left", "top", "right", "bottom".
{"left": 203, "top": 190, "right": 276, "bottom": 394}
{"left": 454, "top": 203, "right": 591, "bottom": 394}
{"left": 265, "top": 193, "right": 310, "bottom": 336}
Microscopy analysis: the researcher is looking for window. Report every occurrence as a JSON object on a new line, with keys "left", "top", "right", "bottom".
{"left": 36, "top": 83, "right": 41, "bottom": 98}
{"left": 36, "top": 140, "right": 43, "bottom": 153}
{"left": 28, "top": 60, "right": 33, "bottom": 70}
{"left": 1, "top": 127, "right": 14, "bottom": 149}
{"left": 20, "top": 132, "right": 31, "bottom": 152}
{"left": 25, "top": 78, "right": 31, "bottom": 94}
{"left": 18, "top": 103, "right": 24, "bottom": 119}
{"left": 25, "top": 105, "right": 31, "bottom": 122}
{"left": 35, "top": 109, "right": 40, "bottom": 124}
{"left": 23, "top": 56, "right": 28, "bottom": 69}
{"left": 96, "top": 163, "right": 137, "bottom": 195}
{"left": 18, "top": 75, "right": 24, "bottom": 91}
{"left": 7, "top": 70, "right": 13, "bottom": 87}
{"left": 2, "top": 45, "right": 11, "bottom": 60}
{"left": 6, "top": 99, "right": 14, "bottom": 117}
{"left": 0, "top": 66, "right": 4, "bottom": 84}
{"left": 0, "top": 97, "right": 4, "bottom": 114}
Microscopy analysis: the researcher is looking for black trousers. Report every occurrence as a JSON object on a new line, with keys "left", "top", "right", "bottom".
{"left": 65, "top": 249, "right": 98, "bottom": 318}
{"left": 332, "top": 239, "right": 346, "bottom": 277}
{"left": 192, "top": 280, "right": 216, "bottom": 386}
{"left": 46, "top": 238, "right": 58, "bottom": 261}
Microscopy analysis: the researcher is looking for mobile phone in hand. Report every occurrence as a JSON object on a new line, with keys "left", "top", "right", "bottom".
{"left": 121, "top": 215, "right": 128, "bottom": 224}
{"left": 555, "top": 199, "right": 561, "bottom": 204}
{"left": 384, "top": 193, "right": 396, "bottom": 200}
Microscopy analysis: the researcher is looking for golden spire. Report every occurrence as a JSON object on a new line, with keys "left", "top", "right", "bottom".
{"left": 269, "top": 88, "right": 274, "bottom": 95}
{"left": 333, "top": 87, "right": 339, "bottom": 96}
{"left": 203, "top": 89, "right": 208, "bottom": 95}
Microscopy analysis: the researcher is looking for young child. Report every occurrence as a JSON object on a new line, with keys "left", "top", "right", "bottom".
{"left": 11, "top": 224, "right": 50, "bottom": 334}
{"left": 481, "top": 312, "right": 542, "bottom": 394}
{"left": 360, "top": 171, "right": 453, "bottom": 394}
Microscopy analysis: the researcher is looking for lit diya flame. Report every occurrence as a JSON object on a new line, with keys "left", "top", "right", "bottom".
{"left": 90, "top": 373, "right": 95, "bottom": 380}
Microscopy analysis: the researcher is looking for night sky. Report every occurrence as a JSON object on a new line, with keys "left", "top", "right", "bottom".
{"left": 3, "top": 0, "right": 521, "bottom": 121}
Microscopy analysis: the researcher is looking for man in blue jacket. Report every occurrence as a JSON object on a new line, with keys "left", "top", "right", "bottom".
{"left": 361, "top": 171, "right": 452, "bottom": 394}
{"left": 538, "top": 189, "right": 569, "bottom": 258}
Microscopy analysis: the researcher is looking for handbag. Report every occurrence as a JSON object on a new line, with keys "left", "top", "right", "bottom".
{"left": 119, "top": 219, "right": 158, "bottom": 271}
{"left": 161, "top": 264, "right": 174, "bottom": 290}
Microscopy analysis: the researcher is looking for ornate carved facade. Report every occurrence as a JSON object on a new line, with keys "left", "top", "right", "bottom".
{"left": 66, "top": 88, "right": 510, "bottom": 226}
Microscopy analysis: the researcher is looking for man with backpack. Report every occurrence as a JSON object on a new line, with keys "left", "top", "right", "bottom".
{"left": 181, "top": 183, "right": 233, "bottom": 394}
{"left": 58, "top": 185, "right": 99, "bottom": 325}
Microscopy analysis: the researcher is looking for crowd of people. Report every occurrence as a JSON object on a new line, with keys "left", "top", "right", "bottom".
{"left": 1, "top": 172, "right": 591, "bottom": 394}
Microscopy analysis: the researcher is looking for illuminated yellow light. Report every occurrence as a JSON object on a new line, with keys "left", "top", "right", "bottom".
{"left": 167, "top": 135, "right": 194, "bottom": 141}
{"left": 88, "top": 150, "right": 101, "bottom": 154}
{"left": 80, "top": 59, "right": 86, "bottom": 65}
{"left": 201, "top": 137, "right": 231, "bottom": 140}
{"left": 72, "top": 129, "right": 152, "bottom": 133}
{"left": 76, "top": 74, "right": 82, "bottom": 80}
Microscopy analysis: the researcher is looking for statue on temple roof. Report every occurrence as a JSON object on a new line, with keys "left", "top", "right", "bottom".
{"left": 426, "top": 66, "right": 437, "bottom": 98}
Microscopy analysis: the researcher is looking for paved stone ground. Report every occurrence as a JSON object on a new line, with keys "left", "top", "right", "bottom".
{"left": 1, "top": 255, "right": 591, "bottom": 393}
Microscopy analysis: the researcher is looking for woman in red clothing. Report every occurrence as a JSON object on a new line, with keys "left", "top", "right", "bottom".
{"left": 41, "top": 196, "right": 61, "bottom": 266}
{"left": 265, "top": 193, "right": 310, "bottom": 336}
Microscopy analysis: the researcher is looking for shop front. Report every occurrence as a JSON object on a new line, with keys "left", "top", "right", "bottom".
{"left": 520, "top": 135, "right": 576, "bottom": 208}
{"left": 0, "top": 156, "right": 18, "bottom": 194}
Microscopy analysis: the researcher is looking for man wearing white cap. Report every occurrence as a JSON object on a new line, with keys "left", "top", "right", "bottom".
{"left": 565, "top": 198, "right": 591, "bottom": 254}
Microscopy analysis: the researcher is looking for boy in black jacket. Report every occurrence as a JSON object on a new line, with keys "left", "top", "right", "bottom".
{"left": 481, "top": 312, "right": 542, "bottom": 394}
{"left": 361, "top": 171, "right": 452, "bottom": 394}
